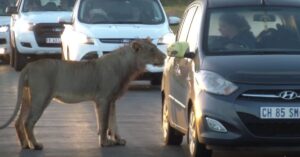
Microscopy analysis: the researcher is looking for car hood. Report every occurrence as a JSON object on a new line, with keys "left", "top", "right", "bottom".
{"left": 0, "top": 16, "right": 10, "bottom": 25}
{"left": 76, "top": 23, "right": 170, "bottom": 39}
{"left": 202, "top": 55, "right": 300, "bottom": 84}
{"left": 21, "top": 12, "right": 72, "bottom": 23}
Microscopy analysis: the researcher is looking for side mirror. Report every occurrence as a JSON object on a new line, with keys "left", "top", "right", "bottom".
{"left": 167, "top": 42, "right": 194, "bottom": 59}
{"left": 168, "top": 16, "right": 180, "bottom": 26}
{"left": 58, "top": 16, "right": 73, "bottom": 25}
{"left": 6, "top": 6, "right": 18, "bottom": 15}
{"left": 184, "top": 52, "right": 195, "bottom": 59}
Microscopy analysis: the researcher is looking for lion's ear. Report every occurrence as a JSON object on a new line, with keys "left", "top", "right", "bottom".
{"left": 131, "top": 41, "right": 141, "bottom": 52}
{"left": 146, "top": 37, "right": 152, "bottom": 43}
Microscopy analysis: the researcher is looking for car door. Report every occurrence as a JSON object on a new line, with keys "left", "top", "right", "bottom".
{"left": 174, "top": 4, "right": 204, "bottom": 130}
{"left": 168, "top": 6, "right": 197, "bottom": 131}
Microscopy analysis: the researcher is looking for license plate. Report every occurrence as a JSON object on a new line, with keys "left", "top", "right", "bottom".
{"left": 260, "top": 107, "right": 300, "bottom": 119}
{"left": 46, "top": 38, "right": 61, "bottom": 44}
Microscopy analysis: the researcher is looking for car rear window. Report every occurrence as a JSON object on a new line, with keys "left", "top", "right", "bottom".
{"left": 78, "top": 0, "right": 165, "bottom": 24}
{"left": 206, "top": 7, "right": 300, "bottom": 55}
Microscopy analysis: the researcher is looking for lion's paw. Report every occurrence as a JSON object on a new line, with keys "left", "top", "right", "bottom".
{"left": 101, "top": 139, "right": 116, "bottom": 147}
{"left": 116, "top": 138, "right": 126, "bottom": 146}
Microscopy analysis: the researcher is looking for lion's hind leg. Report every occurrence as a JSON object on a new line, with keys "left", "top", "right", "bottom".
{"left": 15, "top": 88, "right": 31, "bottom": 149}
{"left": 24, "top": 94, "right": 51, "bottom": 150}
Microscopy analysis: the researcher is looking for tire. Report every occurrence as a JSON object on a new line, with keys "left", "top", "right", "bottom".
{"left": 162, "top": 95, "right": 183, "bottom": 145}
{"left": 188, "top": 108, "right": 212, "bottom": 157}
{"left": 1, "top": 54, "right": 10, "bottom": 64}
{"left": 9, "top": 31, "right": 15, "bottom": 67}
{"left": 13, "top": 47, "right": 26, "bottom": 71}
{"left": 151, "top": 74, "right": 162, "bottom": 86}
{"left": 61, "top": 47, "right": 65, "bottom": 60}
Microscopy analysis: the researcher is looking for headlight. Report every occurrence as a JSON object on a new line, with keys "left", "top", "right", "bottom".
{"left": 195, "top": 71, "right": 238, "bottom": 95}
{"left": 17, "top": 21, "right": 34, "bottom": 32}
{"left": 0, "top": 25, "right": 9, "bottom": 32}
{"left": 75, "top": 33, "right": 94, "bottom": 45}
{"left": 158, "top": 33, "right": 175, "bottom": 46}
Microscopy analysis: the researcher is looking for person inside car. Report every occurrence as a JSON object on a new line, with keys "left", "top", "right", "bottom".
{"left": 27, "top": 0, "right": 41, "bottom": 11}
{"left": 215, "top": 13, "right": 256, "bottom": 50}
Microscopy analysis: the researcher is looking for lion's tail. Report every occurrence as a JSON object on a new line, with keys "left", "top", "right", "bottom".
{"left": 0, "top": 67, "right": 28, "bottom": 129}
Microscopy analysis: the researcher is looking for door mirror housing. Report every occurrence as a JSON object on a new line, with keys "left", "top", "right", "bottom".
{"left": 168, "top": 16, "right": 181, "bottom": 26}
{"left": 6, "top": 6, "right": 18, "bottom": 15}
{"left": 167, "top": 42, "right": 194, "bottom": 59}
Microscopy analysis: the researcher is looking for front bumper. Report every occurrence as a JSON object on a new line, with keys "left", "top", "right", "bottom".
{"left": 15, "top": 31, "right": 61, "bottom": 55}
{"left": 67, "top": 39, "right": 167, "bottom": 73}
{"left": 0, "top": 31, "right": 11, "bottom": 55}
{"left": 196, "top": 84, "right": 300, "bottom": 150}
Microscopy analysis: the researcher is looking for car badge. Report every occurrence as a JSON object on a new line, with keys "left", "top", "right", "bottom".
{"left": 279, "top": 91, "right": 298, "bottom": 100}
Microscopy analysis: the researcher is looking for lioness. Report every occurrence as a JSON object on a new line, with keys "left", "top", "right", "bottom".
{"left": 0, "top": 39, "right": 166, "bottom": 150}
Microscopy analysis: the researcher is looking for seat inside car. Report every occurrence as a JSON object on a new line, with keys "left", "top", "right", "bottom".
{"left": 256, "top": 24, "right": 300, "bottom": 49}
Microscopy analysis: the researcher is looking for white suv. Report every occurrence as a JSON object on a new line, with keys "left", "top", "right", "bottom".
{"left": 60, "top": 0, "right": 179, "bottom": 85}
{"left": 0, "top": 0, "right": 16, "bottom": 63}
{"left": 7, "top": 0, "right": 75, "bottom": 70}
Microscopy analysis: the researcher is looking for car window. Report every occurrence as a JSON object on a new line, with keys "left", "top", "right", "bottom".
{"left": 206, "top": 7, "right": 300, "bottom": 55}
{"left": 177, "top": 6, "right": 197, "bottom": 42}
{"left": 78, "top": 0, "right": 165, "bottom": 24}
{"left": 22, "top": 0, "right": 76, "bottom": 12}
{"left": 187, "top": 6, "right": 203, "bottom": 52}
{"left": 0, "top": 0, "right": 16, "bottom": 16}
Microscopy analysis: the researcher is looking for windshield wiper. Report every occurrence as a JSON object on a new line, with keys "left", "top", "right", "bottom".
{"left": 109, "top": 21, "right": 146, "bottom": 24}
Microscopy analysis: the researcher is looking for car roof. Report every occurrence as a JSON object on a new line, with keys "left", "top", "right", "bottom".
{"left": 198, "top": 0, "right": 300, "bottom": 8}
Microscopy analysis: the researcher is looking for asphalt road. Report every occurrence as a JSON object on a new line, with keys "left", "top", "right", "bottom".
{"left": 0, "top": 64, "right": 299, "bottom": 157}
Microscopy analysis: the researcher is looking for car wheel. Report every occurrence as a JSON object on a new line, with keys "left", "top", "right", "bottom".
{"left": 14, "top": 48, "right": 26, "bottom": 71}
{"left": 1, "top": 54, "right": 10, "bottom": 64}
{"left": 151, "top": 78, "right": 161, "bottom": 86}
{"left": 9, "top": 32, "right": 15, "bottom": 67}
{"left": 61, "top": 46, "right": 66, "bottom": 60}
{"left": 151, "top": 74, "right": 162, "bottom": 86}
{"left": 9, "top": 50, "right": 15, "bottom": 67}
{"left": 162, "top": 96, "right": 183, "bottom": 145}
{"left": 188, "top": 108, "right": 212, "bottom": 157}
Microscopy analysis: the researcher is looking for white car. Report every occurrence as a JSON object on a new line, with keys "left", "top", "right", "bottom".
{"left": 7, "top": 0, "right": 75, "bottom": 70}
{"left": 60, "top": 0, "right": 180, "bottom": 85}
{"left": 0, "top": 0, "right": 16, "bottom": 63}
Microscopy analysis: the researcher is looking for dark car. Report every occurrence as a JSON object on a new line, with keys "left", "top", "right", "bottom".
{"left": 161, "top": 0, "right": 300, "bottom": 157}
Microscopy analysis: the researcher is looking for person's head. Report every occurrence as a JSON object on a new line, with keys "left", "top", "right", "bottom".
{"left": 60, "top": 0, "right": 74, "bottom": 10}
{"left": 219, "top": 13, "right": 250, "bottom": 39}
{"left": 28, "top": 0, "right": 40, "bottom": 9}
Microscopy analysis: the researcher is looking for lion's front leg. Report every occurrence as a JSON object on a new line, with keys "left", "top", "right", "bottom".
{"left": 95, "top": 99, "right": 117, "bottom": 147}
{"left": 107, "top": 103, "right": 126, "bottom": 146}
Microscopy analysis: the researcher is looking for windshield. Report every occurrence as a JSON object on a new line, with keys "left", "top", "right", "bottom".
{"left": 78, "top": 0, "right": 165, "bottom": 24}
{"left": 0, "top": 0, "right": 16, "bottom": 16}
{"left": 206, "top": 7, "right": 300, "bottom": 55}
{"left": 22, "top": 0, "right": 75, "bottom": 12}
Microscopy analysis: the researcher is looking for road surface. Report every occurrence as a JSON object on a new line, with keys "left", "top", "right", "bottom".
{"left": 0, "top": 64, "right": 298, "bottom": 157}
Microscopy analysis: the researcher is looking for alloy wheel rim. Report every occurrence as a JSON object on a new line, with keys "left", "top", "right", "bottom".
{"left": 189, "top": 110, "right": 196, "bottom": 155}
